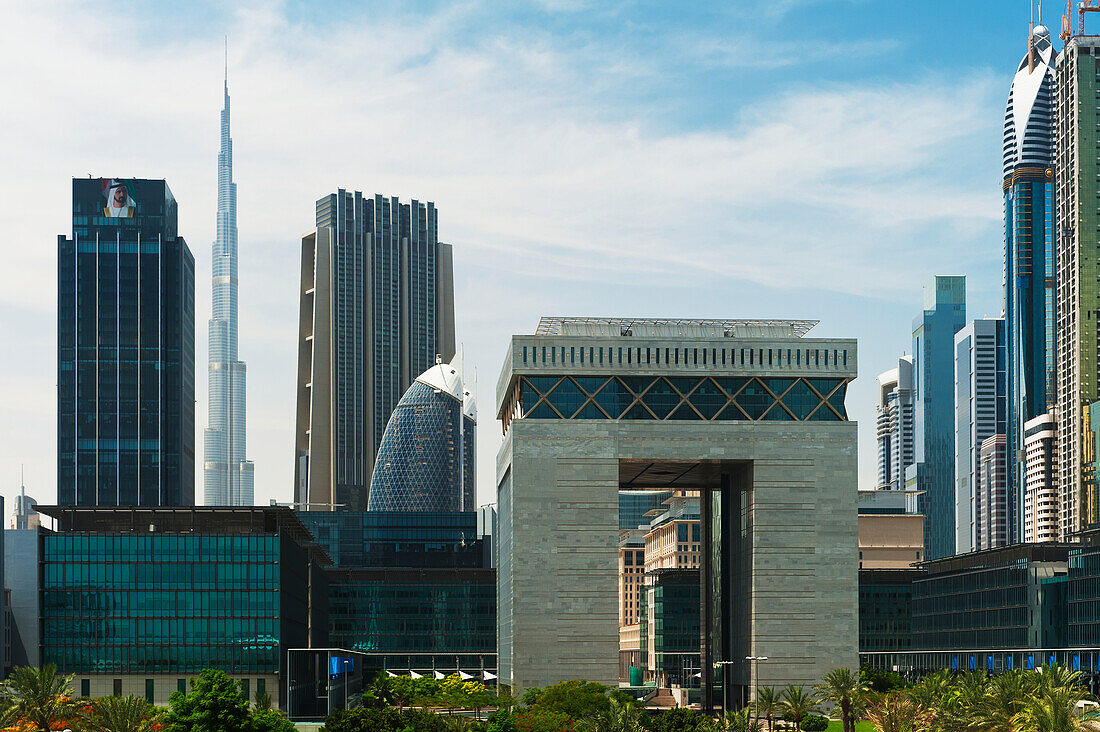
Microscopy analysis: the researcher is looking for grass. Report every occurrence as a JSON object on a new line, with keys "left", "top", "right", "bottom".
{"left": 824, "top": 722, "right": 875, "bottom": 732}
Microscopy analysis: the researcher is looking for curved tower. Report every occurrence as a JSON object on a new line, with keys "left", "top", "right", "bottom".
{"left": 1003, "top": 24, "right": 1057, "bottom": 543}
{"left": 204, "top": 62, "right": 254, "bottom": 506}
{"left": 367, "top": 356, "right": 476, "bottom": 512}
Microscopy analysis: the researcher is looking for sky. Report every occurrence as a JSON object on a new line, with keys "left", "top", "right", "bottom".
{"left": 0, "top": 0, "right": 1043, "bottom": 511}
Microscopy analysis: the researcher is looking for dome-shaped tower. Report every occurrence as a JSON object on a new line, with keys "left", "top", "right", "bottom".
{"left": 367, "top": 356, "right": 476, "bottom": 512}
{"left": 1003, "top": 25, "right": 1056, "bottom": 176}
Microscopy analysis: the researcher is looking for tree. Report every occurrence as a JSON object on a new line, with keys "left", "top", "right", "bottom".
{"left": 81, "top": 695, "right": 160, "bottom": 732}
{"left": 323, "top": 705, "right": 448, "bottom": 732}
{"left": 250, "top": 707, "right": 297, "bottom": 732}
{"left": 751, "top": 687, "right": 782, "bottom": 731}
{"left": 516, "top": 708, "right": 574, "bottom": 732}
{"left": 160, "top": 669, "right": 251, "bottom": 732}
{"left": 644, "top": 708, "right": 708, "bottom": 732}
{"left": 861, "top": 668, "right": 907, "bottom": 695}
{"left": 530, "top": 680, "right": 611, "bottom": 720}
{"left": 1015, "top": 685, "right": 1100, "bottom": 732}
{"left": 3, "top": 664, "right": 78, "bottom": 732}
{"left": 864, "top": 694, "right": 934, "bottom": 732}
{"left": 781, "top": 685, "right": 819, "bottom": 732}
{"left": 967, "top": 669, "right": 1037, "bottom": 732}
{"left": 576, "top": 695, "right": 644, "bottom": 732}
{"left": 815, "top": 668, "right": 869, "bottom": 732}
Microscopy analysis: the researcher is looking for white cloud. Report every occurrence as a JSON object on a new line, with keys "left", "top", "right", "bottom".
{"left": 0, "top": 1, "right": 1005, "bottom": 507}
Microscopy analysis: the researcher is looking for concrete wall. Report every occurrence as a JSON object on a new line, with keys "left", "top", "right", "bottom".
{"left": 497, "top": 419, "right": 858, "bottom": 694}
{"left": 74, "top": 673, "right": 278, "bottom": 708}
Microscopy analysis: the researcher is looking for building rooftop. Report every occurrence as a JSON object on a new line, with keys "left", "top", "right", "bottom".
{"left": 534, "top": 317, "right": 819, "bottom": 339}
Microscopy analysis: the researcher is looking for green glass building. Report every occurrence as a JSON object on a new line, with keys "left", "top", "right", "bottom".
{"left": 37, "top": 506, "right": 330, "bottom": 708}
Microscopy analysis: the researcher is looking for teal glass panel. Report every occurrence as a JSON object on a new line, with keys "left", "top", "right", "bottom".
{"left": 622, "top": 403, "right": 654, "bottom": 420}
{"left": 807, "top": 405, "right": 842, "bottom": 421}
{"left": 763, "top": 378, "right": 794, "bottom": 397}
{"left": 714, "top": 403, "right": 748, "bottom": 420}
{"left": 688, "top": 379, "right": 727, "bottom": 419}
{"left": 641, "top": 378, "right": 679, "bottom": 419}
{"left": 526, "top": 402, "right": 559, "bottom": 419}
{"left": 780, "top": 379, "right": 819, "bottom": 420}
{"left": 574, "top": 402, "right": 606, "bottom": 419}
{"left": 825, "top": 382, "right": 848, "bottom": 418}
{"left": 714, "top": 377, "right": 749, "bottom": 396}
{"left": 668, "top": 377, "right": 701, "bottom": 396}
{"left": 520, "top": 383, "right": 540, "bottom": 413}
{"left": 547, "top": 378, "right": 586, "bottom": 417}
{"left": 733, "top": 379, "right": 772, "bottom": 419}
{"left": 620, "top": 376, "right": 656, "bottom": 396}
{"left": 667, "top": 404, "right": 703, "bottom": 420}
{"left": 762, "top": 404, "right": 794, "bottom": 421}
{"left": 525, "top": 376, "right": 560, "bottom": 395}
{"left": 594, "top": 379, "right": 633, "bottom": 418}
{"left": 572, "top": 376, "right": 609, "bottom": 394}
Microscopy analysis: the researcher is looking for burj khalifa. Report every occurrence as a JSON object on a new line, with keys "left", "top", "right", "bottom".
{"left": 204, "top": 63, "right": 254, "bottom": 505}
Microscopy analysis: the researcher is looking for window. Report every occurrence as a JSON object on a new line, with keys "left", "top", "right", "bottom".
{"left": 113, "top": 679, "right": 123, "bottom": 697}
{"left": 178, "top": 679, "right": 187, "bottom": 695}
{"left": 81, "top": 679, "right": 90, "bottom": 697}
{"left": 146, "top": 679, "right": 155, "bottom": 703}
{"left": 240, "top": 679, "right": 250, "bottom": 702}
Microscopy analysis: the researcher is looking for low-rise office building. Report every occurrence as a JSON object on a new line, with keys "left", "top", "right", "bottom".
{"left": 36, "top": 506, "right": 330, "bottom": 707}
{"left": 639, "top": 568, "right": 701, "bottom": 689}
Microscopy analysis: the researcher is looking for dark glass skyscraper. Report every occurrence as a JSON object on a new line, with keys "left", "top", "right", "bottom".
{"left": 1004, "top": 24, "right": 1057, "bottom": 544}
{"left": 58, "top": 178, "right": 196, "bottom": 506}
{"left": 909, "top": 276, "right": 966, "bottom": 560}
{"left": 294, "top": 191, "right": 455, "bottom": 512}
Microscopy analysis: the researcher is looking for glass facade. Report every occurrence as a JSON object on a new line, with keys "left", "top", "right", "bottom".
{"left": 325, "top": 568, "right": 495, "bottom": 659}
{"left": 41, "top": 533, "right": 299, "bottom": 674}
{"left": 911, "top": 276, "right": 966, "bottom": 560}
{"left": 640, "top": 569, "right": 700, "bottom": 687}
{"left": 858, "top": 569, "right": 918, "bottom": 652}
{"left": 912, "top": 545, "right": 1068, "bottom": 650}
{"left": 517, "top": 375, "right": 847, "bottom": 422}
{"left": 58, "top": 178, "right": 196, "bottom": 507}
{"left": 368, "top": 380, "right": 473, "bottom": 512}
{"left": 1005, "top": 175, "right": 1056, "bottom": 545}
{"left": 620, "top": 490, "right": 672, "bottom": 531}
{"left": 1069, "top": 543, "right": 1100, "bottom": 646}
{"left": 297, "top": 511, "right": 483, "bottom": 569}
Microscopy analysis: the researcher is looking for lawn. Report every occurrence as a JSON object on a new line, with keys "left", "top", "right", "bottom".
{"left": 825, "top": 722, "right": 875, "bottom": 732}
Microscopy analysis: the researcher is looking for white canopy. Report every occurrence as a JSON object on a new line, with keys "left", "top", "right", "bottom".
{"left": 433, "top": 670, "right": 446, "bottom": 680}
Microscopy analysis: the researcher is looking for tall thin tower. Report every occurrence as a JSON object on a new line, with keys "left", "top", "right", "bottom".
{"left": 204, "top": 48, "right": 254, "bottom": 505}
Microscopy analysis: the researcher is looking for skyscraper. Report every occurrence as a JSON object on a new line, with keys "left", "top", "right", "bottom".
{"left": 204, "top": 67, "right": 254, "bottom": 506}
{"left": 876, "top": 356, "right": 915, "bottom": 491}
{"left": 953, "top": 318, "right": 1007, "bottom": 553}
{"left": 1004, "top": 23, "right": 1057, "bottom": 544}
{"left": 908, "top": 276, "right": 966, "bottom": 560}
{"left": 367, "top": 356, "right": 476, "bottom": 512}
{"left": 294, "top": 191, "right": 456, "bottom": 511}
{"left": 1056, "top": 35, "right": 1100, "bottom": 538}
{"left": 58, "top": 178, "right": 195, "bottom": 506}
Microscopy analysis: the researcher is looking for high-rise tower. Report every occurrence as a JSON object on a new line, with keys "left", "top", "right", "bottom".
{"left": 1057, "top": 33, "right": 1100, "bottom": 538}
{"left": 294, "top": 191, "right": 456, "bottom": 511}
{"left": 875, "top": 356, "right": 915, "bottom": 491}
{"left": 58, "top": 178, "right": 196, "bottom": 506}
{"left": 908, "top": 275, "right": 966, "bottom": 560}
{"left": 1004, "top": 23, "right": 1057, "bottom": 544}
{"left": 203, "top": 64, "right": 254, "bottom": 506}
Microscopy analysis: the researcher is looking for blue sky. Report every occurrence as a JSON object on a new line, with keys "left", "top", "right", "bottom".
{"left": 0, "top": 0, "right": 1044, "bottom": 507}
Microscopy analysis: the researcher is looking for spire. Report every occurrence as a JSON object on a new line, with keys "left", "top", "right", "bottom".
{"left": 224, "top": 36, "right": 228, "bottom": 95}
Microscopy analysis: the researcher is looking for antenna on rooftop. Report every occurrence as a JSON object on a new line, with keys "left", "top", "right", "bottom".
{"left": 1030, "top": 1, "right": 1037, "bottom": 71}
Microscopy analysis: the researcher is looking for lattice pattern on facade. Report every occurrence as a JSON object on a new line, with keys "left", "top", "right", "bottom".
{"left": 516, "top": 375, "right": 848, "bottom": 422}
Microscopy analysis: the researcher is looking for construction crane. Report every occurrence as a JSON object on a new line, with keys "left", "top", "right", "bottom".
{"left": 1063, "top": 0, "right": 1075, "bottom": 41}
{"left": 1081, "top": 0, "right": 1100, "bottom": 36}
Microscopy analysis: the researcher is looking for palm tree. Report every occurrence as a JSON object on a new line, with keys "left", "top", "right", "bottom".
{"left": 753, "top": 686, "right": 782, "bottom": 731}
{"left": 81, "top": 695, "right": 160, "bottom": 732}
{"left": 781, "top": 685, "right": 819, "bottom": 731}
{"left": 907, "top": 670, "right": 955, "bottom": 719}
{"left": 3, "top": 664, "right": 78, "bottom": 732}
{"left": 1013, "top": 685, "right": 1100, "bottom": 732}
{"left": 577, "top": 695, "right": 644, "bottom": 732}
{"left": 865, "top": 693, "right": 934, "bottom": 732}
{"left": 967, "top": 669, "right": 1037, "bottom": 732}
{"left": 815, "top": 668, "right": 869, "bottom": 732}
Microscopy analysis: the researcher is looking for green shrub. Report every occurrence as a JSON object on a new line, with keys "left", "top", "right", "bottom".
{"left": 800, "top": 713, "right": 829, "bottom": 731}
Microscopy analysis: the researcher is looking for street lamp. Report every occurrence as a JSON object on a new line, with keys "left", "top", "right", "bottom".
{"left": 745, "top": 656, "right": 768, "bottom": 721}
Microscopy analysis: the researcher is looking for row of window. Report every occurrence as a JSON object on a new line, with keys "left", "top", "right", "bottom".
{"left": 45, "top": 644, "right": 278, "bottom": 674}
{"left": 521, "top": 344, "right": 849, "bottom": 370}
